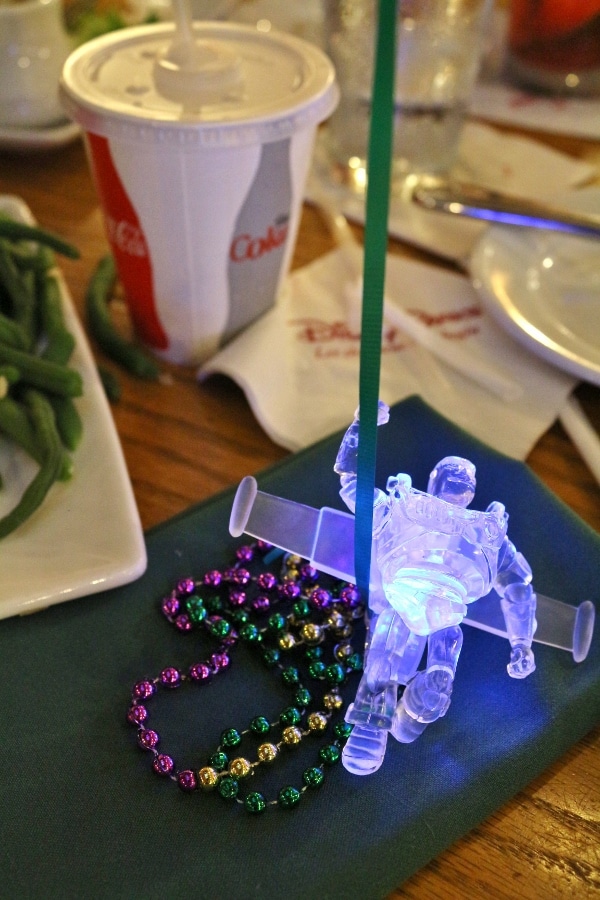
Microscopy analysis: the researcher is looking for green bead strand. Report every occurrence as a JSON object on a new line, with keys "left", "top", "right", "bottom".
{"left": 292, "top": 599, "right": 311, "bottom": 619}
{"left": 220, "top": 728, "right": 242, "bottom": 748}
{"left": 209, "top": 751, "right": 229, "bottom": 771}
{"left": 319, "top": 743, "right": 342, "bottom": 766}
{"left": 347, "top": 652, "right": 363, "bottom": 671}
{"left": 185, "top": 595, "right": 206, "bottom": 623}
{"left": 281, "top": 666, "right": 300, "bottom": 685}
{"left": 244, "top": 791, "right": 267, "bottom": 814}
{"left": 325, "top": 663, "right": 346, "bottom": 685}
{"left": 267, "top": 613, "right": 286, "bottom": 632}
{"left": 294, "top": 687, "right": 312, "bottom": 707}
{"left": 206, "top": 617, "right": 231, "bottom": 639}
{"left": 334, "top": 722, "right": 353, "bottom": 741}
{"left": 230, "top": 609, "right": 250, "bottom": 625}
{"left": 205, "top": 596, "right": 224, "bottom": 614}
{"left": 250, "top": 715, "right": 271, "bottom": 735}
{"left": 279, "top": 706, "right": 302, "bottom": 726}
{"left": 239, "top": 623, "right": 261, "bottom": 643}
{"left": 278, "top": 786, "right": 301, "bottom": 809}
{"left": 261, "top": 648, "right": 280, "bottom": 668}
{"left": 217, "top": 776, "right": 239, "bottom": 800}
{"left": 308, "top": 661, "right": 327, "bottom": 679}
{"left": 302, "top": 767, "right": 325, "bottom": 789}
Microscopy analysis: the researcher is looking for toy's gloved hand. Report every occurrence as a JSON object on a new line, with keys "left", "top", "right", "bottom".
{"left": 334, "top": 400, "right": 390, "bottom": 478}
{"left": 376, "top": 401, "right": 390, "bottom": 425}
{"left": 507, "top": 643, "right": 536, "bottom": 679}
{"left": 348, "top": 400, "right": 390, "bottom": 427}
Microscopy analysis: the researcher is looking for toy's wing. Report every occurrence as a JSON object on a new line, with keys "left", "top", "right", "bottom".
{"left": 465, "top": 591, "right": 594, "bottom": 663}
{"left": 230, "top": 477, "right": 594, "bottom": 661}
{"left": 230, "top": 475, "right": 357, "bottom": 582}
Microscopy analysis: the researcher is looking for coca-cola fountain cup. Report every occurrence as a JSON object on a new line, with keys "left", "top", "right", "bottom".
{"left": 60, "top": 22, "right": 338, "bottom": 365}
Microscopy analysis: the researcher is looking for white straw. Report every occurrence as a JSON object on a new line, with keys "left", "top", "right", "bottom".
{"left": 342, "top": 277, "right": 456, "bottom": 397}
{"left": 383, "top": 300, "right": 523, "bottom": 402}
{"left": 171, "top": 0, "right": 195, "bottom": 46}
{"left": 314, "top": 197, "right": 456, "bottom": 395}
{"left": 559, "top": 393, "right": 600, "bottom": 487}
{"left": 312, "top": 197, "right": 522, "bottom": 403}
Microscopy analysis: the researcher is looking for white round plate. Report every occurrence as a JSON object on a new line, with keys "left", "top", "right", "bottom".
{"left": 470, "top": 191, "right": 600, "bottom": 386}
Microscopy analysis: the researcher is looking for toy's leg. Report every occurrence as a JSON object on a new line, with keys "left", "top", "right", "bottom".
{"left": 343, "top": 655, "right": 396, "bottom": 775}
{"left": 365, "top": 607, "right": 427, "bottom": 689}
{"left": 341, "top": 724, "right": 389, "bottom": 776}
{"left": 342, "top": 680, "right": 395, "bottom": 776}
{"left": 392, "top": 625, "right": 463, "bottom": 743}
{"left": 343, "top": 609, "right": 425, "bottom": 775}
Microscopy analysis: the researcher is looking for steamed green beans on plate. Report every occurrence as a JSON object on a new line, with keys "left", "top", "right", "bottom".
{"left": 0, "top": 210, "right": 82, "bottom": 538}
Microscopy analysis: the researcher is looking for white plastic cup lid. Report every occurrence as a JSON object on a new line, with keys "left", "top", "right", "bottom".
{"left": 60, "top": 22, "right": 339, "bottom": 147}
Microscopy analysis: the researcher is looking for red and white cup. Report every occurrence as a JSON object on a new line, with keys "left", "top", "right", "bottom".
{"left": 60, "top": 22, "right": 338, "bottom": 365}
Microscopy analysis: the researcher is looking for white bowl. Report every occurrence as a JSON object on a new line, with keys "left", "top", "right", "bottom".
{"left": 0, "top": 0, "right": 72, "bottom": 129}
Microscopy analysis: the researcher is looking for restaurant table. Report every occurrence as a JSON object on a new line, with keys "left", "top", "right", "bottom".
{"left": 0, "top": 122, "right": 599, "bottom": 898}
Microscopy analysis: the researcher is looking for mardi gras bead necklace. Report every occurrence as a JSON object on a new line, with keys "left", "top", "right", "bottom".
{"left": 126, "top": 540, "right": 365, "bottom": 812}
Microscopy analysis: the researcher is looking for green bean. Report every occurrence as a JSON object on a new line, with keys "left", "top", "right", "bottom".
{"left": 0, "top": 343, "right": 82, "bottom": 397}
{"left": 40, "top": 272, "right": 76, "bottom": 364}
{"left": 0, "top": 395, "right": 72, "bottom": 480}
{"left": 0, "top": 286, "right": 11, "bottom": 319}
{"left": 0, "top": 242, "right": 33, "bottom": 322}
{"left": 0, "top": 390, "right": 63, "bottom": 539}
{"left": 8, "top": 242, "right": 55, "bottom": 273}
{"left": 0, "top": 365, "right": 20, "bottom": 385}
{"left": 0, "top": 312, "right": 29, "bottom": 350}
{"left": 85, "top": 254, "right": 161, "bottom": 380}
{"left": 17, "top": 269, "right": 38, "bottom": 350}
{"left": 0, "top": 212, "right": 82, "bottom": 535}
{"left": 97, "top": 364, "right": 122, "bottom": 403}
{"left": 0, "top": 218, "right": 79, "bottom": 259}
{"left": 34, "top": 272, "right": 82, "bottom": 450}
{"left": 0, "top": 248, "right": 37, "bottom": 350}
{"left": 0, "top": 396, "right": 35, "bottom": 454}
{"left": 50, "top": 396, "right": 83, "bottom": 452}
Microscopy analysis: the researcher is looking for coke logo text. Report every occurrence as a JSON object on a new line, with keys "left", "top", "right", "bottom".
{"left": 105, "top": 214, "right": 148, "bottom": 258}
{"left": 230, "top": 220, "right": 288, "bottom": 263}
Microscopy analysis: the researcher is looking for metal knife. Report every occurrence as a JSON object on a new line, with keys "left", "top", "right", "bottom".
{"left": 412, "top": 181, "right": 600, "bottom": 239}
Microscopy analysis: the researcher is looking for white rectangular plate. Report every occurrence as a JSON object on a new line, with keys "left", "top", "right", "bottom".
{"left": 0, "top": 195, "right": 147, "bottom": 619}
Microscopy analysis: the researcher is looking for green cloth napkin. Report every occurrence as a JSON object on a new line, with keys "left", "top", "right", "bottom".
{"left": 1, "top": 397, "right": 598, "bottom": 900}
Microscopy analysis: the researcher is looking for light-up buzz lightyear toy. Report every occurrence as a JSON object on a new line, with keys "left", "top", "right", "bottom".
{"left": 229, "top": 403, "right": 595, "bottom": 776}
{"left": 334, "top": 401, "right": 537, "bottom": 773}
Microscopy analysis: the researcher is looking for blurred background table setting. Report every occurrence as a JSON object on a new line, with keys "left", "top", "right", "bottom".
{"left": 0, "top": 0, "right": 599, "bottom": 897}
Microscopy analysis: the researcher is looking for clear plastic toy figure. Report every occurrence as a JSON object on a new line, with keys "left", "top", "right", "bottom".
{"left": 229, "top": 402, "right": 595, "bottom": 777}
{"left": 335, "top": 402, "right": 536, "bottom": 774}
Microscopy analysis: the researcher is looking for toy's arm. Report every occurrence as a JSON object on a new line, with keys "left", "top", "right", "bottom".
{"left": 494, "top": 537, "right": 537, "bottom": 679}
{"left": 334, "top": 401, "right": 390, "bottom": 513}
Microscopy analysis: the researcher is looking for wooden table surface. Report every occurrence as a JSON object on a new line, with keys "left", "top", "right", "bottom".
{"left": 1, "top": 126, "right": 599, "bottom": 898}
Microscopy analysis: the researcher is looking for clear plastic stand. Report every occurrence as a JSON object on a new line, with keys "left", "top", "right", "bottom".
{"left": 230, "top": 475, "right": 595, "bottom": 662}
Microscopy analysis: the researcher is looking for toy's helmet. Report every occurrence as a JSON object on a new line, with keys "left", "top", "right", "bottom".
{"left": 427, "top": 456, "right": 476, "bottom": 508}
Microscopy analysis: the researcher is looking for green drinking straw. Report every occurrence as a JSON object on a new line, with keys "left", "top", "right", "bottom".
{"left": 354, "top": 0, "right": 397, "bottom": 602}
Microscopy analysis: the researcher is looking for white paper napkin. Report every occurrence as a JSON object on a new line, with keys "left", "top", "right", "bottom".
{"left": 470, "top": 83, "right": 600, "bottom": 142}
{"left": 307, "top": 121, "right": 596, "bottom": 265}
{"left": 199, "top": 249, "right": 576, "bottom": 457}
